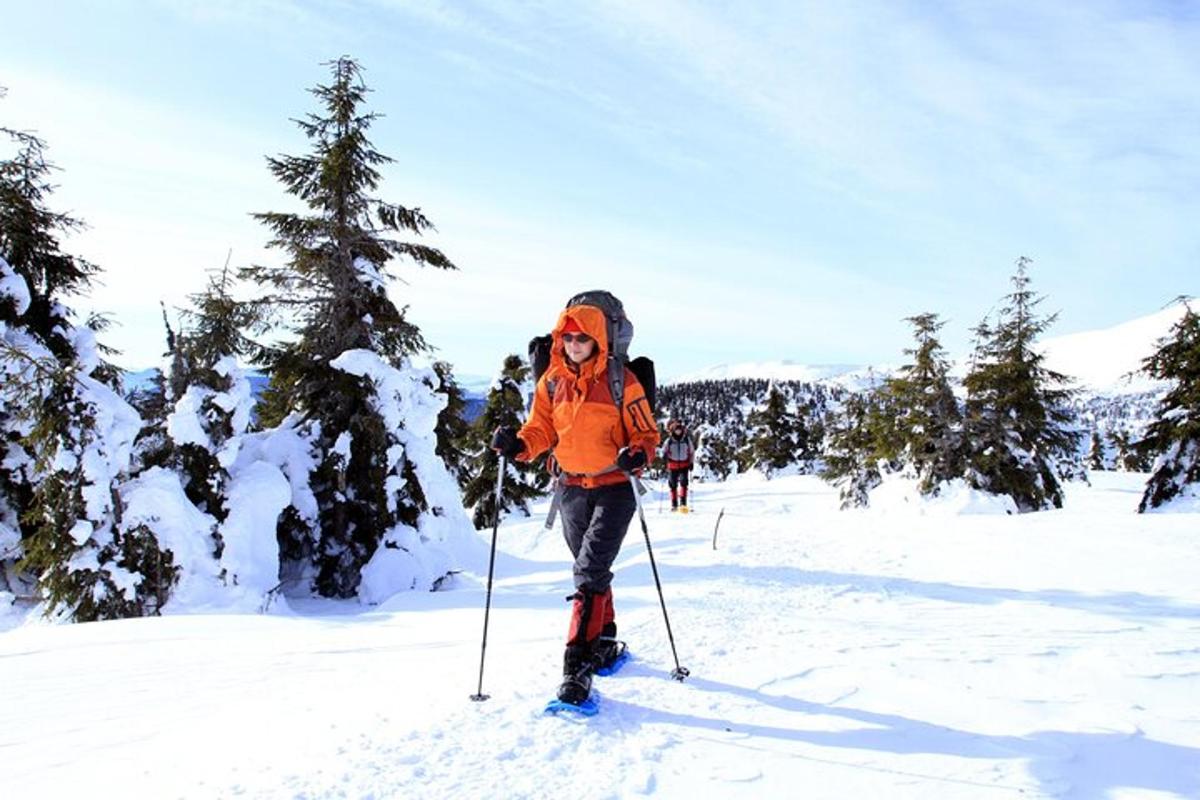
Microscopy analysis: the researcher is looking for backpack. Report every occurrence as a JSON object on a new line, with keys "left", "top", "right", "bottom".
{"left": 527, "top": 290, "right": 657, "bottom": 419}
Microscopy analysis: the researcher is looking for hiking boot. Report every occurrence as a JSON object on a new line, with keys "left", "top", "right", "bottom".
{"left": 557, "top": 674, "right": 592, "bottom": 705}
{"left": 558, "top": 644, "right": 593, "bottom": 705}
{"left": 592, "top": 637, "right": 627, "bottom": 670}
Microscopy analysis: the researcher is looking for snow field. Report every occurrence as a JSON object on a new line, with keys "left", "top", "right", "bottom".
{"left": 2, "top": 471, "right": 1198, "bottom": 798}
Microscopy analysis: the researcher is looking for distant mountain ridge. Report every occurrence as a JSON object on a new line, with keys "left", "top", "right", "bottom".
{"left": 122, "top": 369, "right": 271, "bottom": 398}
{"left": 673, "top": 361, "right": 883, "bottom": 391}
{"left": 662, "top": 302, "right": 1192, "bottom": 459}
{"left": 671, "top": 301, "right": 1191, "bottom": 396}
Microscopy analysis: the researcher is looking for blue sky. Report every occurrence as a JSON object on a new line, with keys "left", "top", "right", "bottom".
{"left": 3, "top": 1, "right": 1198, "bottom": 381}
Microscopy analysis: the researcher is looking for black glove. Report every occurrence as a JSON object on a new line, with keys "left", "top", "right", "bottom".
{"left": 616, "top": 447, "right": 647, "bottom": 472}
{"left": 490, "top": 426, "right": 524, "bottom": 459}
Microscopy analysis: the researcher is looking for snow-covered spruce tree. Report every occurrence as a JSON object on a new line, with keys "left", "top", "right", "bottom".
{"left": 164, "top": 264, "right": 263, "bottom": 522}
{"left": 0, "top": 255, "right": 40, "bottom": 592}
{"left": 17, "top": 331, "right": 145, "bottom": 620}
{"left": 0, "top": 124, "right": 152, "bottom": 618}
{"left": 742, "top": 383, "right": 800, "bottom": 476}
{"left": 880, "top": 313, "right": 963, "bottom": 493}
{"left": 1086, "top": 431, "right": 1109, "bottom": 471}
{"left": 1, "top": 125, "right": 101, "bottom": 577}
{"left": 122, "top": 267, "right": 306, "bottom": 614}
{"left": 821, "top": 391, "right": 883, "bottom": 509}
{"left": 239, "top": 58, "right": 462, "bottom": 598}
{"left": 126, "top": 304, "right": 188, "bottom": 475}
{"left": 791, "top": 396, "right": 821, "bottom": 470}
{"left": 106, "top": 263, "right": 269, "bottom": 612}
{"left": 961, "top": 258, "right": 1082, "bottom": 512}
{"left": 432, "top": 361, "right": 472, "bottom": 488}
{"left": 693, "top": 423, "right": 737, "bottom": 481}
{"left": 1137, "top": 302, "right": 1200, "bottom": 511}
{"left": 0, "top": 122, "right": 98, "bottom": 363}
{"left": 460, "top": 354, "right": 546, "bottom": 529}
{"left": 1110, "top": 429, "right": 1150, "bottom": 473}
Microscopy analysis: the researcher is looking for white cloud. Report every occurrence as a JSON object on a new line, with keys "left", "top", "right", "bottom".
{"left": 4, "top": 1, "right": 1195, "bottom": 378}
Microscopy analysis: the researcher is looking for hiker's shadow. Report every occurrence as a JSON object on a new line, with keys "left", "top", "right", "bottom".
{"left": 599, "top": 673, "right": 1200, "bottom": 798}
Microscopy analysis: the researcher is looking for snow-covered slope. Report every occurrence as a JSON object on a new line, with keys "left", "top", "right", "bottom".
{"left": 673, "top": 302, "right": 1192, "bottom": 396}
{"left": 1039, "top": 302, "right": 1189, "bottom": 394}
{"left": 3, "top": 472, "right": 1197, "bottom": 799}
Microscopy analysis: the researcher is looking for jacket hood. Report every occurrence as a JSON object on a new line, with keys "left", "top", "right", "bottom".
{"left": 547, "top": 305, "right": 610, "bottom": 382}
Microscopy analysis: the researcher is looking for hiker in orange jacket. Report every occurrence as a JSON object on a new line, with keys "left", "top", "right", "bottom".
{"left": 491, "top": 301, "right": 658, "bottom": 705}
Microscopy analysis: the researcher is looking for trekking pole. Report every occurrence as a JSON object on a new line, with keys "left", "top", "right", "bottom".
{"left": 711, "top": 507, "right": 726, "bottom": 551}
{"left": 627, "top": 473, "right": 690, "bottom": 681}
{"left": 470, "top": 456, "right": 506, "bottom": 702}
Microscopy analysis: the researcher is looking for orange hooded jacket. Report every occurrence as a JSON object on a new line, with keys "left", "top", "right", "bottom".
{"left": 516, "top": 304, "right": 659, "bottom": 487}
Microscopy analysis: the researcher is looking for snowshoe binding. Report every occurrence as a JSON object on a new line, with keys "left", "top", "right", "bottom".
{"left": 592, "top": 637, "right": 629, "bottom": 676}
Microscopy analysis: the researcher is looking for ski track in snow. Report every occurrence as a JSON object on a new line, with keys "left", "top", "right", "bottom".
{"left": 2, "top": 472, "right": 1199, "bottom": 799}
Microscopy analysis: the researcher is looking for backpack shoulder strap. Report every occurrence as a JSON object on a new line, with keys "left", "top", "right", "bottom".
{"left": 608, "top": 358, "right": 627, "bottom": 416}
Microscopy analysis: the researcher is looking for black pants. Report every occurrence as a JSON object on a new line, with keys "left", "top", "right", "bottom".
{"left": 560, "top": 481, "right": 636, "bottom": 594}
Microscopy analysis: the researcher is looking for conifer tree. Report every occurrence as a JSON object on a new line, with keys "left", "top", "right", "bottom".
{"left": 239, "top": 58, "right": 457, "bottom": 597}
{"left": 742, "top": 384, "right": 798, "bottom": 476}
{"left": 165, "top": 264, "right": 264, "bottom": 521}
{"left": 461, "top": 355, "right": 545, "bottom": 529}
{"left": 1087, "top": 430, "right": 1108, "bottom": 471}
{"left": 794, "top": 397, "right": 823, "bottom": 467}
{"left": 882, "top": 313, "right": 963, "bottom": 493}
{"left": 0, "top": 254, "right": 36, "bottom": 590}
{"left": 694, "top": 424, "right": 737, "bottom": 481}
{"left": 0, "top": 122, "right": 97, "bottom": 362}
{"left": 1, "top": 123, "right": 97, "bottom": 573}
{"left": 18, "top": 345, "right": 145, "bottom": 620}
{"left": 657, "top": 377, "right": 844, "bottom": 474}
{"left": 1110, "top": 429, "right": 1150, "bottom": 473}
{"left": 1137, "top": 302, "right": 1200, "bottom": 511}
{"left": 821, "top": 392, "right": 883, "bottom": 509}
{"left": 127, "top": 305, "right": 187, "bottom": 475}
{"left": 961, "top": 258, "right": 1081, "bottom": 511}
{"left": 432, "top": 361, "right": 472, "bottom": 487}
{"left": 1, "top": 120, "right": 148, "bottom": 618}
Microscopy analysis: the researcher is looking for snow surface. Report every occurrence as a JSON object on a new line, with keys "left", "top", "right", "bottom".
{"left": 2, "top": 472, "right": 1198, "bottom": 799}
{"left": 1038, "top": 303, "right": 1190, "bottom": 395}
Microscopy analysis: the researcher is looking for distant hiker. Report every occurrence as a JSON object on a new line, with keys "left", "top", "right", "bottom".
{"left": 491, "top": 292, "right": 659, "bottom": 707}
{"left": 662, "top": 419, "right": 694, "bottom": 512}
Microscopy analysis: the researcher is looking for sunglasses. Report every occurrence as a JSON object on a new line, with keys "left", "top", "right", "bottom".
{"left": 561, "top": 333, "right": 593, "bottom": 344}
